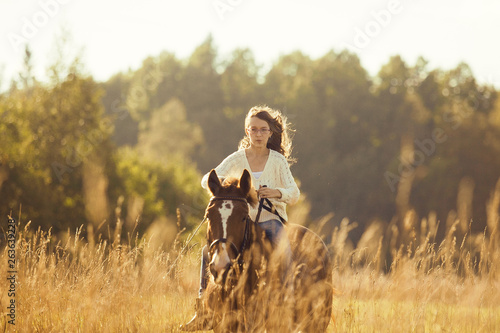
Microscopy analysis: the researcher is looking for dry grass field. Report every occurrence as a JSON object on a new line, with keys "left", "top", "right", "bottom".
{"left": 1, "top": 213, "right": 499, "bottom": 332}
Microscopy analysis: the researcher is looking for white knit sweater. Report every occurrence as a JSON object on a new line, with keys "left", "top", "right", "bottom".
{"left": 201, "top": 149, "right": 300, "bottom": 222}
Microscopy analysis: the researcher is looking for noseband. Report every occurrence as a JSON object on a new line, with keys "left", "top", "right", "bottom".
{"left": 208, "top": 196, "right": 251, "bottom": 265}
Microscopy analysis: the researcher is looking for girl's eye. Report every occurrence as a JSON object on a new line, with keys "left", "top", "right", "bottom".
{"left": 249, "top": 128, "right": 271, "bottom": 134}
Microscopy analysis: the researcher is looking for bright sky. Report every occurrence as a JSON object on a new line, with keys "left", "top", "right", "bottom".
{"left": 1, "top": 0, "right": 499, "bottom": 91}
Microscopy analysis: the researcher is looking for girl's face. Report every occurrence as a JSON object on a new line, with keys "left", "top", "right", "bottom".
{"left": 245, "top": 116, "right": 273, "bottom": 149}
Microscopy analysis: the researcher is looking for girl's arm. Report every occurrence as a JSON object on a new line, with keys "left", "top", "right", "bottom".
{"left": 274, "top": 155, "right": 300, "bottom": 205}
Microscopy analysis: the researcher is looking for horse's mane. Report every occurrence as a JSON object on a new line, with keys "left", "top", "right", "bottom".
{"left": 221, "top": 177, "right": 258, "bottom": 207}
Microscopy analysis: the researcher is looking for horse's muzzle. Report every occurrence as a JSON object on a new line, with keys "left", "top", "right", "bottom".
{"left": 210, "top": 261, "right": 231, "bottom": 281}
{"left": 209, "top": 245, "right": 232, "bottom": 276}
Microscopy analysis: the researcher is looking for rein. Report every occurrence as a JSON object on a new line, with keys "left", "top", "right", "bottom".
{"left": 255, "top": 197, "right": 286, "bottom": 224}
{"left": 255, "top": 185, "right": 286, "bottom": 224}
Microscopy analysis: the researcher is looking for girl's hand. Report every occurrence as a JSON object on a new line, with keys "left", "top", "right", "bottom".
{"left": 257, "top": 186, "right": 282, "bottom": 199}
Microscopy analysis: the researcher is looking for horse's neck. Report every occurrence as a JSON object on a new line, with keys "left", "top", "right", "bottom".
{"left": 249, "top": 222, "right": 271, "bottom": 256}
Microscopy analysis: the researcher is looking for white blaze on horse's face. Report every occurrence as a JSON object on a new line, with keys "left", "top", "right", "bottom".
{"left": 210, "top": 200, "right": 234, "bottom": 273}
{"left": 219, "top": 200, "right": 233, "bottom": 239}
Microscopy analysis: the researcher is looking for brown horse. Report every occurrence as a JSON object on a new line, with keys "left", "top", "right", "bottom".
{"left": 203, "top": 169, "right": 333, "bottom": 332}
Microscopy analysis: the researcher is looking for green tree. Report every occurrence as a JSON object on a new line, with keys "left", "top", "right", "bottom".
{"left": 0, "top": 70, "right": 114, "bottom": 233}
{"left": 101, "top": 72, "right": 138, "bottom": 146}
{"left": 178, "top": 35, "right": 226, "bottom": 171}
{"left": 111, "top": 146, "right": 207, "bottom": 234}
{"left": 410, "top": 63, "right": 499, "bottom": 235}
{"left": 136, "top": 98, "right": 203, "bottom": 162}
{"left": 125, "top": 52, "right": 183, "bottom": 125}
{"left": 218, "top": 48, "right": 262, "bottom": 158}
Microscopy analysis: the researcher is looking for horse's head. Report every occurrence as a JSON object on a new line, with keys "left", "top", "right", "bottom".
{"left": 205, "top": 169, "right": 257, "bottom": 281}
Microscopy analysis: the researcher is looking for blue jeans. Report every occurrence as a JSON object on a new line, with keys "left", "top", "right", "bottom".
{"left": 199, "top": 245, "right": 209, "bottom": 297}
{"left": 259, "top": 219, "right": 286, "bottom": 248}
{"left": 260, "top": 220, "right": 293, "bottom": 284}
{"left": 198, "top": 219, "right": 292, "bottom": 297}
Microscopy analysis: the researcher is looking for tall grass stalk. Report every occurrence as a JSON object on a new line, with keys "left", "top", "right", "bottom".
{"left": 1, "top": 211, "right": 499, "bottom": 332}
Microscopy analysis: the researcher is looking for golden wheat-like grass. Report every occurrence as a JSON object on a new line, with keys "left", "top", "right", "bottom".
{"left": 1, "top": 212, "right": 499, "bottom": 332}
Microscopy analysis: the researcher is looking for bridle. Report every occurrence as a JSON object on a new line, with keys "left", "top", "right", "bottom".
{"left": 170, "top": 191, "right": 284, "bottom": 277}
{"left": 208, "top": 196, "right": 252, "bottom": 266}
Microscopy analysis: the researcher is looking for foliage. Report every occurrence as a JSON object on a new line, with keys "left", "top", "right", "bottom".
{"left": 111, "top": 146, "right": 207, "bottom": 234}
{"left": 1, "top": 37, "right": 499, "bottom": 328}
{"left": 1, "top": 37, "right": 499, "bottom": 247}
{"left": 0, "top": 65, "right": 113, "bottom": 233}
{"left": 136, "top": 98, "right": 203, "bottom": 161}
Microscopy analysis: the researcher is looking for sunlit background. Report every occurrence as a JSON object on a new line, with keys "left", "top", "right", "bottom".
{"left": 2, "top": 1, "right": 500, "bottom": 331}
{"left": 1, "top": 0, "right": 499, "bottom": 89}
{"left": 2, "top": 0, "right": 500, "bottom": 240}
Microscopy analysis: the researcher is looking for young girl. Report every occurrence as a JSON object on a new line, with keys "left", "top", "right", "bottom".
{"left": 180, "top": 105, "right": 300, "bottom": 331}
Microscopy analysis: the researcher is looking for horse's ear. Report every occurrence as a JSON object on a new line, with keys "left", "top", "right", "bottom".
{"left": 208, "top": 169, "right": 221, "bottom": 196}
{"left": 239, "top": 169, "right": 252, "bottom": 196}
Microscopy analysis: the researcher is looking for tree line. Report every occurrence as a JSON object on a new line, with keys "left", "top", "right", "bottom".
{"left": 1, "top": 36, "right": 499, "bottom": 246}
